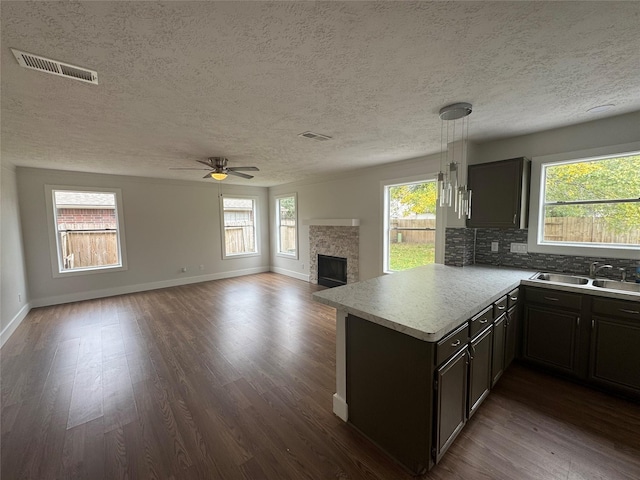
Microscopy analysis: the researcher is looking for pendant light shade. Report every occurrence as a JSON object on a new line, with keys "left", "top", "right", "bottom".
{"left": 436, "top": 102, "right": 473, "bottom": 220}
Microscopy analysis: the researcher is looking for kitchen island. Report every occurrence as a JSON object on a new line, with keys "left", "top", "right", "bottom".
{"left": 313, "top": 264, "right": 536, "bottom": 474}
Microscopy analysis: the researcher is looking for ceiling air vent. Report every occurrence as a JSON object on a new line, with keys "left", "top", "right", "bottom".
{"left": 298, "top": 131, "right": 332, "bottom": 141}
{"left": 11, "top": 49, "right": 98, "bottom": 85}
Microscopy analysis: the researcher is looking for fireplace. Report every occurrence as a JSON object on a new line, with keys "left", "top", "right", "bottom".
{"left": 318, "top": 254, "right": 347, "bottom": 288}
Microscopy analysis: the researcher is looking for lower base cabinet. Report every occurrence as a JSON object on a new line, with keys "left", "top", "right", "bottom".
{"left": 491, "top": 316, "right": 505, "bottom": 386}
{"left": 504, "top": 306, "right": 519, "bottom": 368}
{"left": 434, "top": 347, "right": 468, "bottom": 463}
{"left": 469, "top": 326, "right": 493, "bottom": 417}
{"left": 589, "top": 297, "right": 640, "bottom": 395}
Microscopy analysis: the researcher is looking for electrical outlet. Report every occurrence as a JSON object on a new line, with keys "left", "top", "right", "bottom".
{"left": 181, "top": 267, "right": 187, "bottom": 273}
{"left": 510, "top": 242, "right": 528, "bottom": 254}
{"left": 491, "top": 241, "right": 499, "bottom": 252}
{"left": 199, "top": 264, "right": 205, "bottom": 271}
{"left": 302, "top": 263, "right": 305, "bottom": 270}
{"left": 18, "top": 293, "right": 22, "bottom": 303}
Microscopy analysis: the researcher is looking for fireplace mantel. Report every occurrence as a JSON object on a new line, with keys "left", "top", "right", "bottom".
{"left": 303, "top": 218, "right": 360, "bottom": 227}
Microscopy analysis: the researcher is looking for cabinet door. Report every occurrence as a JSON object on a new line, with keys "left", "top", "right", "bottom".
{"left": 504, "top": 306, "right": 519, "bottom": 368}
{"left": 491, "top": 315, "right": 505, "bottom": 387}
{"left": 469, "top": 327, "right": 493, "bottom": 418}
{"left": 466, "top": 157, "right": 528, "bottom": 228}
{"left": 523, "top": 305, "right": 579, "bottom": 374}
{"left": 434, "top": 347, "right": 468, "bottom": 464}
{"left": 590, "top": 316, "right": 640, "bottom": 393}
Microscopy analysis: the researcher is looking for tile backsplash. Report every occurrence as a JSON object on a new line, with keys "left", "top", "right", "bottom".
{"left": 446, "top": 227, "right": 639, "bottom": 280}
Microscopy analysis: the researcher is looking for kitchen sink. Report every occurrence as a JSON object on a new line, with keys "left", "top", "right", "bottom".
{"left": 592, "top": 279, "right": 640, "bottom": 293}
{"left": 536, "top": 273, "right": 589, "bottom": 285}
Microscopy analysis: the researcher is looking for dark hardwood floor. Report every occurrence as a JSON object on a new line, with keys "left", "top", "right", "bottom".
{"left": 1, "top": 273, "right": 639, "bottom": 479}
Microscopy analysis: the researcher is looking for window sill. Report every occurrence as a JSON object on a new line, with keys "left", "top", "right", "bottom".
{"left": 53, "top": 264, "right": 127, "bottom": 278}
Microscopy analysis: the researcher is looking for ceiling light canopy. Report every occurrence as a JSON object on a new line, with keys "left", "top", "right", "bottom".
{"left": 437, "top": 102, "right": 473, "bottom": 220}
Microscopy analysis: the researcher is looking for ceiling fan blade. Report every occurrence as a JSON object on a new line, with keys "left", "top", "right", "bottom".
{"left": 203, "top": 173, "right": 213, "bottom": 179}
{"left": 228, "top": 166, "right": 259, "bottom": 172}
{"left": 196, "top": 159, "right": 214, "bottom": 168}
{"left": 169, "top": 167, "right": 213, "bottom": 170}
{"left": 226, "top": 170, "right": 254, "bottom": 179}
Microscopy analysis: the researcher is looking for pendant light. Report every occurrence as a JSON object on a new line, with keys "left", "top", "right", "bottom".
{"left": 436, "top": 102, "right": 472, "bottom": 219}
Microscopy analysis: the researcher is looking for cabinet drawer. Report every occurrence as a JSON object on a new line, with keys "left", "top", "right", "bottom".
{"left": 494, "top": 296, "right": 508, "bottom": 318}
{"left": 507, "top": 288, "right": 519, "bottom": 309}
{"left": 593, "top": 297, "right": 640, "bottom": 321}
{"left": 470, "top": 306, "right": 493, "bottom": 338}
{"left": 525, "top": 287, "right": 582, "bottom": 310}
{"left": 437, "top": 323, "right": 469, "bottom": 366}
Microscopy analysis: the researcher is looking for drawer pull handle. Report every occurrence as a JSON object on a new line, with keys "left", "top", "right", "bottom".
{"left": 497, "top": 305, "right": 506, "bottom": 310}
{"left": 509, "top": 296, "right": 518, "bottom": 301}
{"left": 619, "top": 308, "right": 640, "bottom": 315}
{"left": 544, "top": 296, "right": 560, "bottom": 302}
{"left": 451, "top": 339, "right": 461, "bottom": 347}
{"left": 479, "top": 319, "right": 488, "bottom": 324}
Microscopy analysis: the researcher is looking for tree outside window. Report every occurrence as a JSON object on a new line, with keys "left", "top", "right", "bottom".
{"left": 541, "top": 153, "right": 640, "bottom": 247}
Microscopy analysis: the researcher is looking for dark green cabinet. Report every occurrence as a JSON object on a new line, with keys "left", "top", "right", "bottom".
{"left": 589, "top": 298, "right": 640, "bottom": 395}
{"left": 468, "top": 326, "right": 493, "bottom": 417}
{"left": 435, "top": 347, "right": 468, "bottom": 463}
{"left": 466, "top": 157, "right": 530, "bottom": 228}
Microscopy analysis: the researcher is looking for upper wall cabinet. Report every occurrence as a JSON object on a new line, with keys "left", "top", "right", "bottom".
{"left": 466, "top": 157, "right": 530, "bottom": 229}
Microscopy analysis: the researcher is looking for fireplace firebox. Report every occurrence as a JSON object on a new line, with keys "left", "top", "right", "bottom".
{"left": 318, "top": 254, "right": 347, "bottom": 288}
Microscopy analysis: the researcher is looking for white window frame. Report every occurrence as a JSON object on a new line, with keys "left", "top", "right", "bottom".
{"left": 45, "top": 185, "right": 128, "bottom": 278}
{"left": 275, "top": 193, "right": 298, "bottom": 259}
{"left": 528, "top": 142, "right": 640, "bottom": 260}
{"left": 381, "top": 174, "right": 444, "bottom": 274}
{"left": 220, "top": 194, "right": 260, "bottom": 259}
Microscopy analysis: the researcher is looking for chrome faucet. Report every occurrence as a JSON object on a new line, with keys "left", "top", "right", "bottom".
{"left": 589, "top": 262, "right": 613, "bottom": 279}
{"left": 619, "top": 268, "right": 627, "bottom": 282}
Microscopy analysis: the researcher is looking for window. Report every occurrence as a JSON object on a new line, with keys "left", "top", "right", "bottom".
{"left": 383, "top": 179, "right": 437, "bottom": 272}
{"left": 276, "top": 194, "right": 297, "bottom": 258}
{"left": 536, "top": 151, "right": 640, "bottom": 252}
{"left": 46, "top": 186, "right": 127, "bottom": 276}
{"left": 221, "top": 195, "right": 258, "bottom": 258}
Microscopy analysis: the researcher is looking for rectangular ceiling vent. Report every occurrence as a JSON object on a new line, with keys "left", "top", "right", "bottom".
{"left": 298, "top": 131, "right": 332, "bottom": 141}
{"left": 11, "top": 49, "right": 98, "bottom": 85}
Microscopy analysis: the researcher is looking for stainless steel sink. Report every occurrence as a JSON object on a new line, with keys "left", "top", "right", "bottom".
{"left": 592, "top": 279, "right": 640, "bottom": 293}
{"left": 536, "top": 273, "right": 589, "bottom": 285}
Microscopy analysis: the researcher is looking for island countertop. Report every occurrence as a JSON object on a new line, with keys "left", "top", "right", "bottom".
{"left": 313, "top": 264, "right": 536, "bottom": 342}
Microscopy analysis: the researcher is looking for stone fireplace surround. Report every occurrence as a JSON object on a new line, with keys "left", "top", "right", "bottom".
{"left": 308, "top": 220, "right": 359, "bottom": 285}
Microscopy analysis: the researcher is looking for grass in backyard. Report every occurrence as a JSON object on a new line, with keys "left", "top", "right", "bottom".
{"left": 389, "top": 242, "right": 435, "bottom": 271}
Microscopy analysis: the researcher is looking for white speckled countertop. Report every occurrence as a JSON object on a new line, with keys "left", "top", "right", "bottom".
{"left": 313, "top": 264, "right": 536, "bottom": 342}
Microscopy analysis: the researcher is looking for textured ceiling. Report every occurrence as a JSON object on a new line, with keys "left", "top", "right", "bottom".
{"left": 2, "top": 1, "right": 640, "bottom": 187}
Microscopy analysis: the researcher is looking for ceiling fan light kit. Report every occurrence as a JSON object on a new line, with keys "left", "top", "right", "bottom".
{"left": 436, "top": 102, "right": 473, "bottom": 220}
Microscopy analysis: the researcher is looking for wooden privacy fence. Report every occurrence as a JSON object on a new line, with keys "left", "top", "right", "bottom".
{"left": 544, "top": 217, "right": 640, "bottom": 244}
{"left": 279, "top": 225, "right": 296, "bottom": 253}
{"left": 60, "top": 231, "right": 118, "bottom": 269}
{"left": 390, "top": 218, "right": 436, "bottom": 244}
{"left": 225, "top": 226, "right": 256, "bottom": 254}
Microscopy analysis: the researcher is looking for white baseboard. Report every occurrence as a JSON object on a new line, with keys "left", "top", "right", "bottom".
{"left": 270, "top": 266, "right": 310, "bottom": 282}
{"left": 1, "top": 302, "right": 31, "bottom": 348}
{"left": 333, "top": 393, "right": 348, "bottom": 422}
{"left": 30, "top": 266, "right": 270, "bottom": 308}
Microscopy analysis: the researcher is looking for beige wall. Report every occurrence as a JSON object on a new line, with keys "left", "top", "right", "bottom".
{"left": 1, "top": 165, "right": 29, "bottom": 343}
{"left": 17, "top": 168, "right": 269, "bottom": 306}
